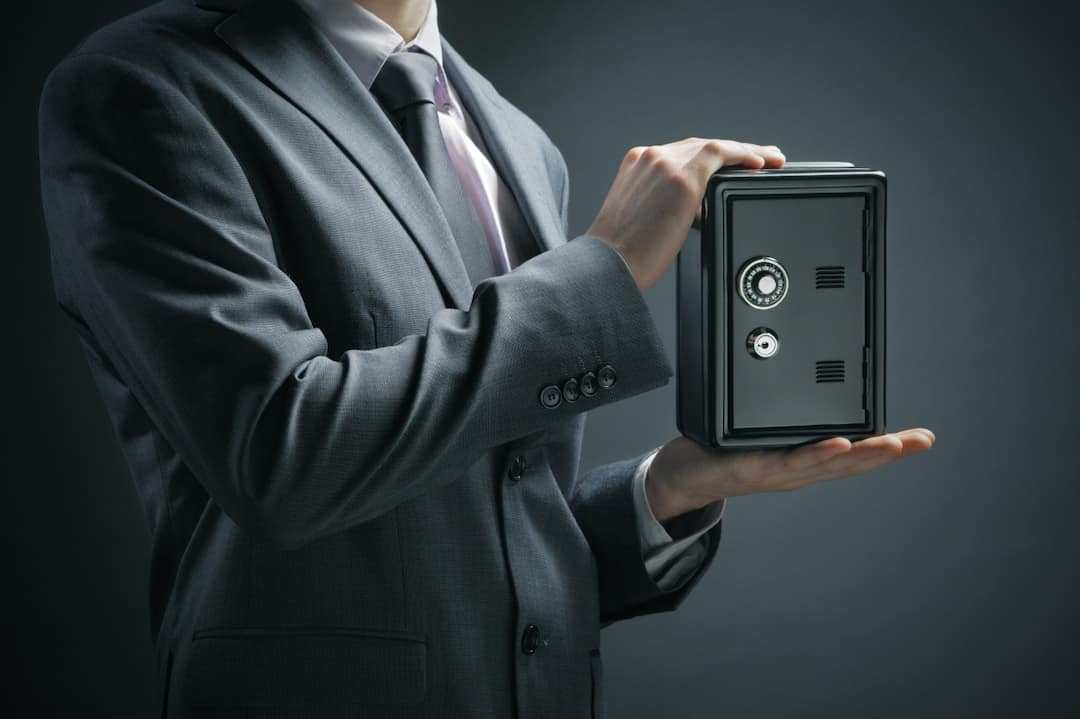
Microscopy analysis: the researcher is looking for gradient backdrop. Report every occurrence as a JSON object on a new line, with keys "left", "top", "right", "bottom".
{"left": 7, "top": 0, "right": 1078, "bottom": 715}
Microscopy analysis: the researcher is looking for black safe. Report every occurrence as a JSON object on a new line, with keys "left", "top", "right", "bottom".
{"left": 676, "top": 162, "right": 886, "bottom": 449}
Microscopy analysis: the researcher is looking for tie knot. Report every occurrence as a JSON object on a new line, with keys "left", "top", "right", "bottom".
{"left": 371, "top": 50, "right": 440, "bottom": 112}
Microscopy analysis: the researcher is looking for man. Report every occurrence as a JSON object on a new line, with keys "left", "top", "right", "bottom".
{"left": 38, "top": 0, "right": 933, "bottom": 715}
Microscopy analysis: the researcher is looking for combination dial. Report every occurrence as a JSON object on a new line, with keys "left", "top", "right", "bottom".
{"left": 737, "top": 257, "right": 789, "bottom": 310}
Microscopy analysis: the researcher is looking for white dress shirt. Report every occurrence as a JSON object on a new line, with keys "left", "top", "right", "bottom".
{"left": 293, "top": 0, "right": 724, "bottom": 590}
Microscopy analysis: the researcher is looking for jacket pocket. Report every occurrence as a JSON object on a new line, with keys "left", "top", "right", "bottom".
{"left": 590, "top": 648, "right": 606, "bottom": 719}
{"left": 183, "top": 626, "right": 427, "bottom": 709}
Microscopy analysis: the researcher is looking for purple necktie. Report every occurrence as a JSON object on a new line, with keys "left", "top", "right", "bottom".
{"left": 371, "top": 51, "right": 497, "bottom": 287}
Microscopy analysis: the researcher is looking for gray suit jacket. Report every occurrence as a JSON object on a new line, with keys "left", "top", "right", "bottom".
{"left": 38, "top": 0, "right": 722, "bottom": 716}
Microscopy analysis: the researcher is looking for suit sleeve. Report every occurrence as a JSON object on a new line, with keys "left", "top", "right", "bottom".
{"left": 38, "top": 52, "right": 674, "bottom": 551}
{"left": 538, "top": 146, "right": 724, "bottom": 623}
{"left": 571, "top": 451, "right": 723, "bottom": 625}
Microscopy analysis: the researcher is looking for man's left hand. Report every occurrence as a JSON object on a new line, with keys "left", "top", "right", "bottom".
{"left": 645, "top": 429, "right": 935, "bottom": 523}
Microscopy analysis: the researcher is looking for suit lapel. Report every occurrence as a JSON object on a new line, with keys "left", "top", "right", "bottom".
{"left": 208, "top": 0, "right": 475, "bottom": 309}
{"left": 440, "top": 41, "right": 565, "bottom": 255}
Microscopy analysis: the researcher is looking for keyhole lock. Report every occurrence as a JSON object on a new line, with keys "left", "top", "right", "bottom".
{"left": 747, "top": 328, "right": 779, "bottom": 359}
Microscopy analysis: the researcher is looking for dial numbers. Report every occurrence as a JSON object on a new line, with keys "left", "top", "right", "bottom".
{"left": 737, "top": 257, "right": 789, "bottom": 310}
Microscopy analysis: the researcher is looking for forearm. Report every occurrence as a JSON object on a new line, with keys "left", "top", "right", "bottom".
{"left": 40, "top": 52, "right": 674, "bottom": 551}
{"left": 571, "top": 450, "right": 723, "bottom": 624}
{"left": 632, "top": 448, "right": 724, "bottom": 591}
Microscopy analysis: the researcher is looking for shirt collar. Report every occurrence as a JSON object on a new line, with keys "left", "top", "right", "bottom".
{"left": 294, "top": 0, "right": 445, "bottom": 90}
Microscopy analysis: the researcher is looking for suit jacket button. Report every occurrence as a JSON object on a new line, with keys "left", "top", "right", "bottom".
{"left": 597, "top": 364, "right": 617, "bottom": 389}
{"left": 562, "top": 377, "right": 580, "bottom": 402}
{"left": 539, "top": 385, "right": 562, "bottom": 409}
{"left": 580, "top": 371, "right": 597, "bottom": 397}
{"left": 508, "top": 455, "right": 526, "bottom": 481}
{"left": 521, "top": 624, "right": 540, "bottom": 655}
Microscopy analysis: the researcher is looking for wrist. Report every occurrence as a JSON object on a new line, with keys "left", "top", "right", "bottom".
{"left": 590, "top": 232, "right": 646, "bottom": 292}
{"left": 644, "top": 459, "right": 695, "bottom": 524}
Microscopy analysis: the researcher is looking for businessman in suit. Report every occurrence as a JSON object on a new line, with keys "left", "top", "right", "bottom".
{"left": 38, "top": 0, "right": 933, "bottom": 715}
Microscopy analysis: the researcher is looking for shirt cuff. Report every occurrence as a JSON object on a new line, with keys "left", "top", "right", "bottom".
{"left": 631, "top": 447, "right": 725, "bottom": 591}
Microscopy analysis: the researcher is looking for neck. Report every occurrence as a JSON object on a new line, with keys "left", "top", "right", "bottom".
{"left": 354, "top": 0, "right": 431, "bottom": 42}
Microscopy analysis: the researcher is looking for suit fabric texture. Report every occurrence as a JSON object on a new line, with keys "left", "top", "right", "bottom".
{"left": 37, "top": 0, "right": 723, "bottom": 716}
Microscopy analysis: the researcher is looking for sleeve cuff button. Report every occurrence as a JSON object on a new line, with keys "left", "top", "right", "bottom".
{"left": 597, "top": 364, "right": 616, "bottom": 389}
{"left": 539, "top": 385, "right": 563, "bottom": 409}
{"left": 580, "top": 371, "right": 598, "bottom": 397}
{"left": 562, "top": 378, "right": 580, "bottom": 402}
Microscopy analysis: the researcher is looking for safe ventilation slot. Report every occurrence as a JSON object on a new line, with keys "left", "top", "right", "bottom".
{"left": 815, "top": 360, "right": 846, "bottom": 383}
{"left": 815, "top": 266, "right": 846, "bottom": 289}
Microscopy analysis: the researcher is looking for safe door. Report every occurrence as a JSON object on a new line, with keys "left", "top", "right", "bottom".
{"left": 723, "top": 193, "right": 872, "bottom": 434}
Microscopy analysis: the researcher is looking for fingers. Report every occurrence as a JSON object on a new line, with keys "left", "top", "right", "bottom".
{"left": 789, "top": 434, "right": 901, "bottom": 485}
{"left": 621, "top": 139, "right": 785, "bottom": 214}
{"left": 848, "top": 429, "right": 933, "bottom": 462}
{"left": 807, "top": 429, "right": 935, "bottom": 484}
{"left": 685, "top": 139, "right": 775, "bottom": 188}
{"left": 782, "top": 436, "right": 852, "bottom": 472}
{"left": 893, "top": 428, "right": 935, "bottom": 457}
{"left": 824, "top": 436, "right": 905, "bottom": 479}
{"left": 745, "top": 143, "right": 786, "bottom": 168}
{"left": 697, "top": 140, "right": 785, "bottom": 169}
{"left": 831, "top": 433, "right": 904, "bottom": 469}
{"left": 696, "top": 426, "right": 935, "bottom": 498}
{"left": 731, "top": 435, "right": 853, "bottom": 491}
{"left": 669, "top": 137, "right": 785, "bottom": 164}
{"left": 627, "top": 139, "right": 785, "bottom": 174}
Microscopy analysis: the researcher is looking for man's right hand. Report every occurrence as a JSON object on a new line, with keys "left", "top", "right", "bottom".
{"left": 587, "top": 138, "right": 785, "bottom": 292}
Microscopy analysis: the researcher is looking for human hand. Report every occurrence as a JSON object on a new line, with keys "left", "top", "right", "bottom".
{"left": 587, "top": 138, "right": 785, "bottom": 292}
{"left": 645, "top": 430, "right": 936, "bottom": 523}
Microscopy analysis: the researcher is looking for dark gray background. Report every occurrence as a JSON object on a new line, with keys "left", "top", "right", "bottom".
{"left": 6, "top": 0, "right": 1078, "bottom": 715}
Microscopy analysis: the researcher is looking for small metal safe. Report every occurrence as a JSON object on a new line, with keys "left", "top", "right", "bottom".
{"left": 676, "top": 162, "right": 886, "bottom": 448}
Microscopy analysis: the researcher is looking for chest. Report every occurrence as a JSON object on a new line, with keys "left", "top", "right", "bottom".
{"left": 207, "top": 83, "right": 551, "bottom": 355}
